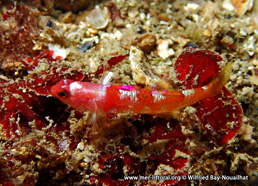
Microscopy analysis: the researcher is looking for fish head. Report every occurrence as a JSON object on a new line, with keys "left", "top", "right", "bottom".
{"left": 50, "top": 79, "right": 78, "bottom": 107}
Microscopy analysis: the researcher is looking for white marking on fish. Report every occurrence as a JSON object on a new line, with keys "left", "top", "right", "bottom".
{"left": 152, "top": 92, "right": 166, "bottom": 102}
{"left": 182, "top": 89, "right": 195, "bottom": 96}
{"left": 119, "top": 89, "right": 138, "bottom": 102}
{"left": 202, "top": 86, "right": 208, "bottom": 91}
{"left": 97, "top": 85, "right": 107, "bottom": 98}
{"left": 69, "top": 82, "right": 82, "bottom": 95}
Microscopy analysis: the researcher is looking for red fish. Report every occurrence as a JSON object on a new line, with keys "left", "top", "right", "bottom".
{"left": 50, "top": 63, "right": 231, "bottom": 116}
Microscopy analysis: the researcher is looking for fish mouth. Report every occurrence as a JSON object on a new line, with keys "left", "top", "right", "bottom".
{"left": 50, "top": 85, "right": 57, "bottom": 97}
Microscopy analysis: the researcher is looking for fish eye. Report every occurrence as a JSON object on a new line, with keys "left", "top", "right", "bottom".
{"left": 57, "top": 89, "right": 69, "bottom": 98}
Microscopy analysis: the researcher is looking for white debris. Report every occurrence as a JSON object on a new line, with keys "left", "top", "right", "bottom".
{"left": 222, "top": 0, "right": 235, "bottom": 12}
{"left": 243, "top": 36, "right": 255, "bottom": 56}
{"left": 100, "top": 30, "right": 123, "bottom": 40}
{"left": 184, "top": 3, "right": 199, "bottom": 11}
{"left": 77, "top": 142, "right": 85, "bottom": 150}
{"left": 87, "top": 6, "right": 110, "bottom": 30}
{"left": 58, "top": 139, "right": 70, "bottom": 151}
{"left": 48, "top": 44, "right": 70, "bottom": 59}
{"left": 222, "top": 0, "right": 254, "bottom": 16}
{"left": 157, "top": 40, "right": 175, "bottom": 59}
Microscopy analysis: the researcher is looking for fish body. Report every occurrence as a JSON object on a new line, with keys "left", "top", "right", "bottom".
{"left": 50, "top": 63, "right": 231, "bottom": 115}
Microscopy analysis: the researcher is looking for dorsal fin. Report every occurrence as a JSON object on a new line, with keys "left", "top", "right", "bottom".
{"left": 99, "top": 71, "right": 114, "bottom": 85}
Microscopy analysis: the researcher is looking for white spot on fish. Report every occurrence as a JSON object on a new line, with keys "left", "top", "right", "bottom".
{"left": 69, "top": 82, "right": 82, "bottom": 95}
{"left": 152, "top": 91, "right": 165, "bottom": 102}
{"left": 182, "top": 89, "right": 195, "bottom": 96}
{"left": 98, "top": 85, "right": 107, "bottom": 98}
{"left": 119, "top": 89, "right": 138, "bottom": 102}
{"left": 202, "top": 86, "right": 208, "bottom": 91}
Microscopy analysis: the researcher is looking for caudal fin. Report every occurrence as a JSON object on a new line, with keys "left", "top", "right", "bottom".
{"left": 178, "top": 62, "right": 232, "bottom": 110}
{"left": 207, "top": 61, "right": 232, "bottom": 96}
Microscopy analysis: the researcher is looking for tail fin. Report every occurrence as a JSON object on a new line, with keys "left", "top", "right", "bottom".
{"left": 207, "top": 61, "right": 232, "bottom": 96}
{"left": 178, "top": 62, "right": 232, "bottom": 110}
